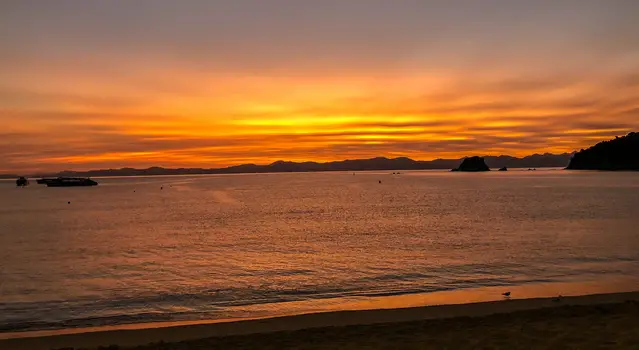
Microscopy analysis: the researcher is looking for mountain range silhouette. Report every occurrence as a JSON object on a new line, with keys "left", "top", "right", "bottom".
{"left": 8, "top": 130, "right": 638, "bottom": 179}
{"left": 12, "top": 153, "right": 573, "bottom": 178}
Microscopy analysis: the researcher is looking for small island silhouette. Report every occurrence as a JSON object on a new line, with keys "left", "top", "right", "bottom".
{"left": 451, "top": 156, "right": 490, "bottom": 172}
{"left": 567, "top": 132, "right": 638, "bottom": 171}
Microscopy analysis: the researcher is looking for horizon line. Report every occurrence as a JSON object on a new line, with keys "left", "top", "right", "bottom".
{"left": 1, "top": 151, "right": 575, "bottom": 177}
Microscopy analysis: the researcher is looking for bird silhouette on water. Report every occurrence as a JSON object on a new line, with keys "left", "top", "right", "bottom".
{"left": 502, "top": 291, "right": 511, "bottom": 297}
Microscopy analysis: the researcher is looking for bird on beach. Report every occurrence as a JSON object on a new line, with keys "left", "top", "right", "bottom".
{"left": 502, "top": 291, "right": 511, "bottom": 297}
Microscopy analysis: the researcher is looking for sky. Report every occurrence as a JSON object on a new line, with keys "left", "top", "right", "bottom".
{"left": 1, "top": 0, "right": 638, "bottom": 173}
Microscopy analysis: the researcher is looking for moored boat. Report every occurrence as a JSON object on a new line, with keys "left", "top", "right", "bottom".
{"left": 36, "top": 178, "right": 57, "bottom": 185}
{"left": 16, "top": 177, "right": 29, "bottom": 187}
{"left": 37, "top": 177, "right": 98, "bottom": 187}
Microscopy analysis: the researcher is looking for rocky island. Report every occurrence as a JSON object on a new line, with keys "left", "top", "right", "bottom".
{"left": 452, "top": 156, "right": 490, "bottom": 172}
{"left": 567, "top": 132, "right": 638, "bottom": 170}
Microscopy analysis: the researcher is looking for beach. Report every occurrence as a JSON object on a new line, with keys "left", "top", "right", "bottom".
{"left": 2, "top": 291, "right": 638, "bottom": 349}
{"left": 3, "top": 0, "right": 638, "bottom": 347}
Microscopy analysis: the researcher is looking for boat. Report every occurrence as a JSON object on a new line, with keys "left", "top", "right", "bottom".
{"left": 16, "top": 177, "right": 29, "bottom": 187}
{"left": 36, "top": 178, "right": 57, "bottom": 185}
{"left": 37, "top": 177, "right": 98, "bottom": 187}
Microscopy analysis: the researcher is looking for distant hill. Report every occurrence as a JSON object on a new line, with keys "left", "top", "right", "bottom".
{"left": 24, "top": 153, "right": 572, "bottom": 178}
{"left": 567, "top": 132, "right": 639, "bottom": 170}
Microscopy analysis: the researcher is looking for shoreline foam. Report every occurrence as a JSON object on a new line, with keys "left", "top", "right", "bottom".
{"left": 1, "top": 290, "right": 638, "bottom": 350}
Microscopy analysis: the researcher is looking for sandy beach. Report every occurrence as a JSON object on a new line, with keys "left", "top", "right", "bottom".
{"left": 1, "top": 291, "right": 638, "bottom": 349}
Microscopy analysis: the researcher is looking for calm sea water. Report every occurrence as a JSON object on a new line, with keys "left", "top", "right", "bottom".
{"left": 1, "top": 170, "right": 638, "bottom": 333}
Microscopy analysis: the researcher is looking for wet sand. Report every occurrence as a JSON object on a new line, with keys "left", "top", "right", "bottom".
{"left": 1, "top": 291, "right": 638, "bottom": 350}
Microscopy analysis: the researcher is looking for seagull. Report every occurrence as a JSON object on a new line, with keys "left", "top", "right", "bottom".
{"left": 502, "top": 291, "right": 511, "bottom": 297}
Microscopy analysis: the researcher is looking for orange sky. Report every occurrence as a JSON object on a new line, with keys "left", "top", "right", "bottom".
{"left": 1, "top": 1, "right": 638, "bottom": 173}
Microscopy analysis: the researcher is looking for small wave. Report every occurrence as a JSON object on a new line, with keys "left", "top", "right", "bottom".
{"left": 563, "top": 256, "right": 637, "bottom": 263}
{"left": 0, "top": 311, "right": 208, "bottom": 333}
{"left": 0, "top": 274, "right": 569, "bottom": 333}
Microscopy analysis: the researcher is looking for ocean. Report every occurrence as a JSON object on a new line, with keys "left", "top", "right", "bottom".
{"left": 1, "top": 170, "right": 638, "bottom": 334}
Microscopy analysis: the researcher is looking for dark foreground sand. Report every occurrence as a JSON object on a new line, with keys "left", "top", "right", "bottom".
{"left": 2, "top": 291, "right": 638, "bottom": 350}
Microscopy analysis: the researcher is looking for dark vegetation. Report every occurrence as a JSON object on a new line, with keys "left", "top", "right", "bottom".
{"left": 567, "top": 132, "right": 639, "bottom": 170}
